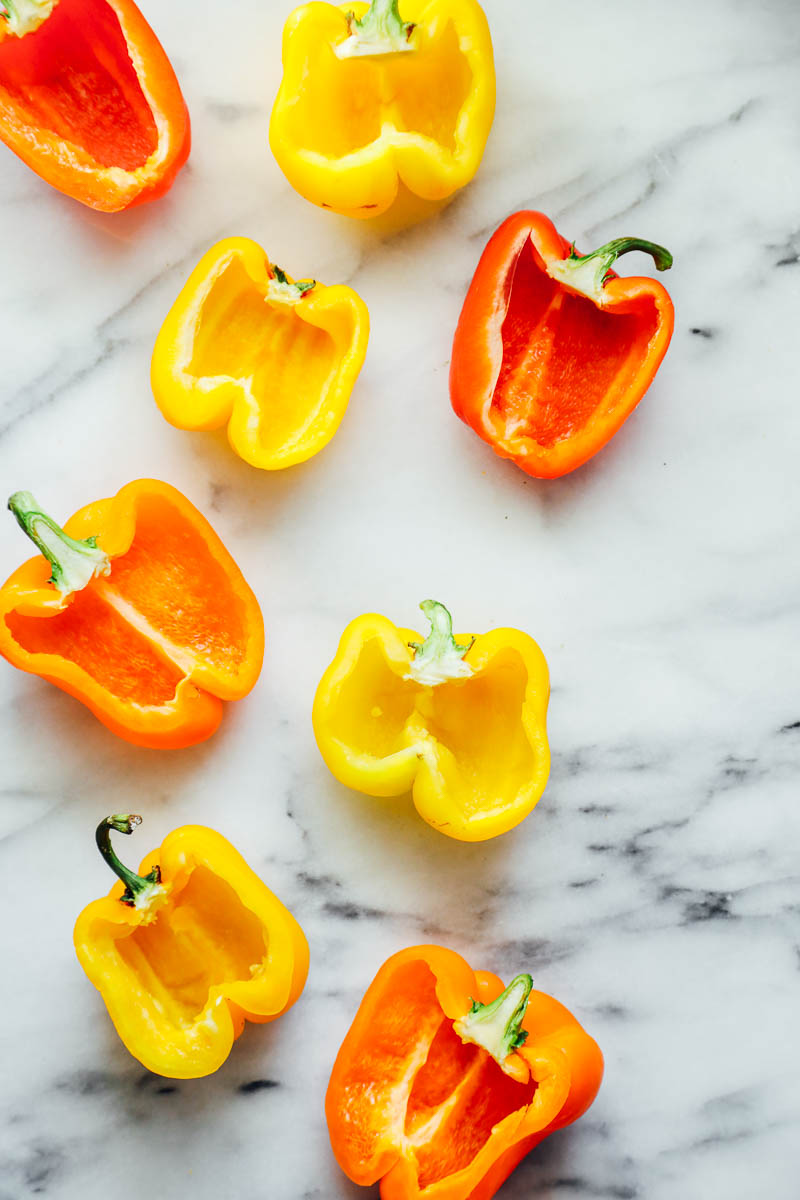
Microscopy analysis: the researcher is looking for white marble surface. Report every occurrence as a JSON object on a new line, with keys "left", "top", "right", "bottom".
{"left": 1, "top": 1, "right": 799, "bottom": 1196}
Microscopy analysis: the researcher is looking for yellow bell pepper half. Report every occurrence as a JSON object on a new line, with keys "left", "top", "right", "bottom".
{"left": 74, "top": 816, "right": 309, "bottom": 1078}
{"left": 269, "top": 0, "right": 495, "bottom": 220}
{"left": 151, "top": 237, "right": 370, "bottom": 470}
{"left": 312, "top": 600, "right": 550, "bottom": 842}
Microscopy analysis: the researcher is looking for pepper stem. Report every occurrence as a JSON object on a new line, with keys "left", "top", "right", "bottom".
{"left": 95, "top": 815, "right": 162, "bottom": 908}
{"left": 548, "top": 236, "right": 673, "bottom": 302}
{"left": 336, "top": 0, "right": 416, "bottom": 58}
{"left": 452, "top": 974, "right": 533, "bottom": 1075}
{"left": 406, "top": 599, "right": 474, "bottom": 687}
{"left": 0, "top": 0, "right": 55, "bottom": 36}
{"left": 8, "top": 491, "right": 110, "bottom": 598}
{"left": 266, "top": 264, "right": 316, "bottom": 304}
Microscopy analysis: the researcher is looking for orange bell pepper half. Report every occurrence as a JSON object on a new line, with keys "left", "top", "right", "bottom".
{"left": 0, "top": 0, "right": 190, "bottom": 211}
{"left": 0, "top": 480, "right": 264, "bottom": 748}
{"left": 450, "top": 210, "right": 675, "bottom": 479}
{"left": 326, "top": 945, "right": 603, "bottom": 1200}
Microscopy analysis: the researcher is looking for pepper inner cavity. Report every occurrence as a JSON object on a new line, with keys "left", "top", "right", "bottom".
{"left": 282, "top": 20, "right": 471, "bottom": 158}
{"left": 106, "top": 492, "right": 250, "bottom": 675}
{"left": 5, "top": 586, "right": 185, "bottom": 705}
{"left": 492, "top": 236, "right": 655, "bottom": 447}
{"left": 114, "top": 866, "right": 268, "bottom": 1024}
{"left": 0, "top": 0, "right": 158, "bottom": 170}
{"left": 6, "top": 491, "right": 251, "bottom": 701}
{"left": 187, "top": 257, "right": 338, "bottom": 455}
{"left": 328, "top": 637, "right": 418, "bottom": 760}
{"left": 399, "top": 965, "right": 537, "bottom": 1187}
{"left": 417, "top": 648, "right": 538, "bottom": 818}
{"left": 326, "top": 637, "right": 540, "bottom": 819}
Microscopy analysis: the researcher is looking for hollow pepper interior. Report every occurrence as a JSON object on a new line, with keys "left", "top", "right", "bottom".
{"left": 281, "top": 19, "right": 472, "bottom": 159}
{"left": 337, "top": 960, "right": 537, "bottom": 1190}
{"left": 326, "top": 635, "right": 540, "bottom": 818}
{"left": 113, "top": 866, "right": 268, "bottom": 1026}
{"left": 5, "top": 492, "right": 249, "bottom": 706}
{"left": 186, "top": 257, "right": 338, "bottom": 455}
{"left": 492, "top": 236, "right": 659, "bottom": 447}
{"left": 0, "top": 0, "right": 158, "bottom": 169}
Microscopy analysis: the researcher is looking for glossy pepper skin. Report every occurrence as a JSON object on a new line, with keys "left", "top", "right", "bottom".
{"left": 0, "top": 0, "right": 189, "bottom": 211}
{"left": 326, "top": 945, "right": 603, "bottom": 1200}
{"left": 451, "top": 210, "right": 675, "bottom": 479}
{"left": 312, "top": 600, "right": 549, "bottom": 841}
{"left": 151, "top": 237, "right": 370, "bottom": 471}
{"left": 0, "top": 481, "right": 263, "bottom": 748}
{"left": 74, "top": 815, "right": 309, "bottom": 1078}
{"left": 269, "top": 0, "right": 495, "bottom": 221}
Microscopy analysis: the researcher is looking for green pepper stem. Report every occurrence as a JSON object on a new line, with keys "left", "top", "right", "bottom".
{"left": 549, "top": 236, "right": 673, "bottom": 302}
{"left": 407, "top": 599, "right": 474, "bottom": 687}
{"left": 578, "top": 237, "right": 673, "bottom": 275}
{"left": 336, "top": 0, "right": 415, "bottom": 58}
{"left": 453, "top": 974, "right": 533, "bottom": 1067}
{"left": 0, "top": 0, "right": 54, "bottom": 36}
{"left": 95, "top": 815, "right": 161, "bottom": 908}
{"left": 8, "top": 491, "right": 110, "bottom": 597}
{"left": 267, "top": 264, "right": 316, "bottom": 302}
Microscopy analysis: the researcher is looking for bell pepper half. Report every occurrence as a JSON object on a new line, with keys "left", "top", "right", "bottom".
{"left": 269, "top": 0, "right": 495, "bottom": 220}
{"left": 326, "top": 944, "right": 603, "bottom": 1200}
{"left": 312, "top": 600, "right": 549, "bottom": 841}
{"left": 151, "top": 237, "right": 370, "bottom": 471}
{"left": 74, "top": 815, "right": 309, "bottom": 1078}
{"left": 450, "top": 210, "right": 675, "bottom": 479}
{"left": 0, "top": 480, "right": 264, "bottom": 748}
{"left": 0, "top": 0, "right": 189, "bottom": 211}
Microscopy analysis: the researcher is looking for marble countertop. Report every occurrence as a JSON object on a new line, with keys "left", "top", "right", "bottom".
{"left": 1, "top": 1, "right": 799, "bottom": 1197}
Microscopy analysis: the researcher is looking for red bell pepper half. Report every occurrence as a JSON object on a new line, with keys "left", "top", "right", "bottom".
{"left": 0, "top": 0, "right": 190, "bottom": 211}
{"left": 450, "top": 210, "right": 674, "bottom": 479}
